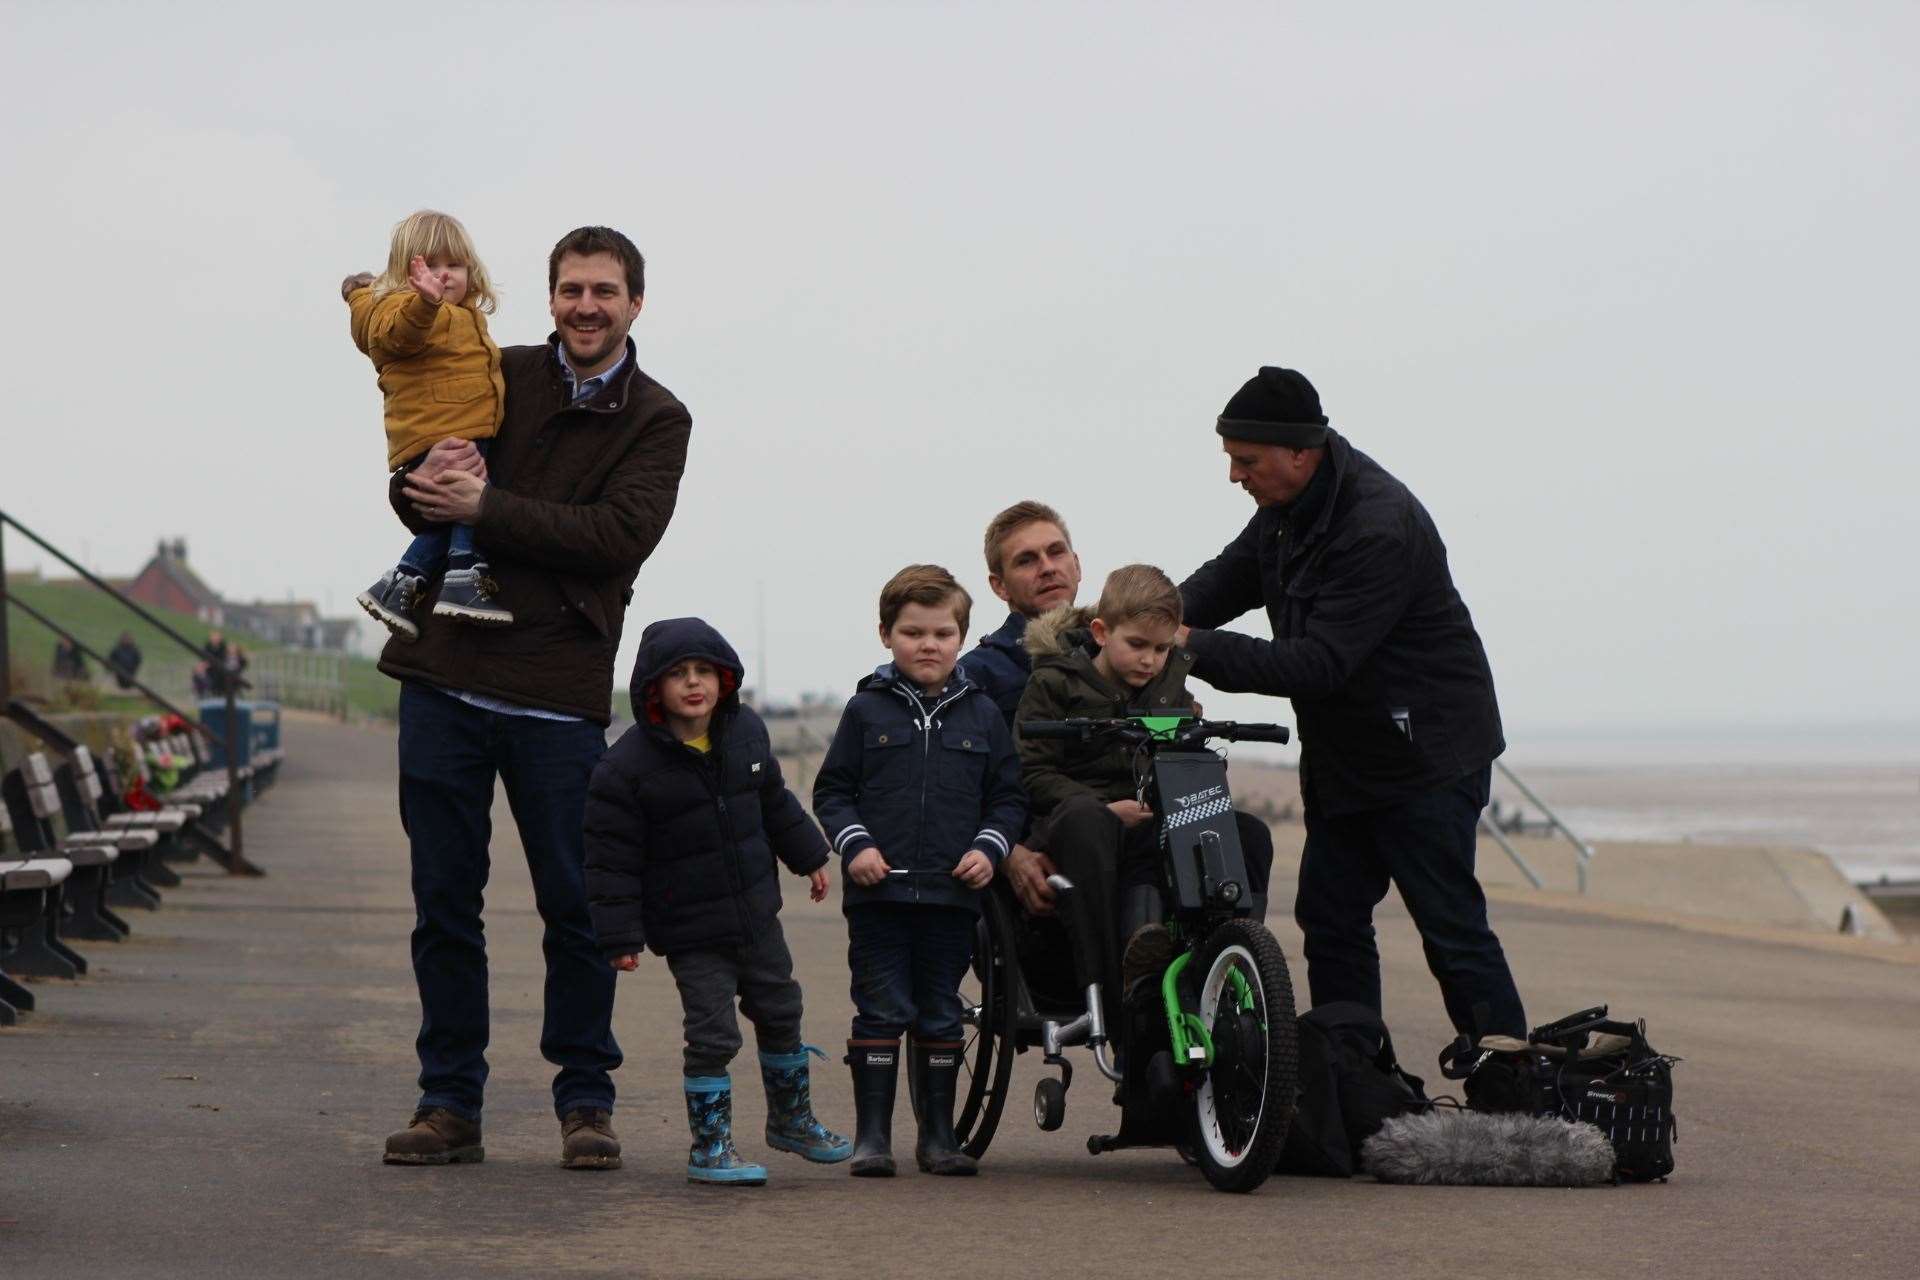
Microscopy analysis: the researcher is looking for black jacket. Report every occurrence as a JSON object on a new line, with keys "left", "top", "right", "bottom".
{"left": 812, "top": 665, "right": 1026, "bottom": 915}
{"left": 1181, "top": 430, "right": 1503, "bottom": 816}
{"left": 583, "top": 618, "right": 827, "bottom": 957}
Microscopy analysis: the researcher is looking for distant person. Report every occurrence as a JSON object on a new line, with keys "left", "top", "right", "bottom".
{"left": 344, "top": 210, "right": 511, "bottom": 638}
{"left": 365, "top": 226, "right": 691, "bottom": 1172}
{"left": 1014, "top": 565, "right": 1273, "bottom": 993}
{"left": 1177, "top": 366, "right": 1524, "bottom": 1038}
{"left": 813, "top": 566, "right": 1025, "bottom": 1177}
{"left": 584, "top": 618, "right": 850, "bottom": 1186}
{"left": 108, "top": 632, "right": 142, "bottom": 689}
{"left": 956, "top": 501, "right": 1083, "bottom": 917}
{"left": 51, "top": 637, "right": 86, "bottom": 682}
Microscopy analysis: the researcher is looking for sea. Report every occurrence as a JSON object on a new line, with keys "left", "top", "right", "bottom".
{"left": 1497, "top": 724, "right": 1920, "bottom": 883}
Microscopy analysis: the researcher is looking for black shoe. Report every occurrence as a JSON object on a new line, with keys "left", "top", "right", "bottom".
{"left": 846, "top": 1039, "right": 899, "bottom": 1177}
{"left": 911, "top": 1040, "right": 978, "bottom": 1176}
{"left": 357, "top": 569, "right": 426, "bottom": 642}
{"left": 432, "top": 564, "right": 513, "bottom": 626}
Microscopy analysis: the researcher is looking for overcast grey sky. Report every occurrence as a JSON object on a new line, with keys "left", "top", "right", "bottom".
{"left": 2, "top": 1, "right": 1913, "bottom": 741}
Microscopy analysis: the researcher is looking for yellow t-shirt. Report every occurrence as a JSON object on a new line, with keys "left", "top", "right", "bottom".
{"left": 686, "top": 734, "right": 711, "bottom": 754}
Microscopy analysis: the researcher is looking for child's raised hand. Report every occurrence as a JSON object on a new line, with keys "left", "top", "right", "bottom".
{"left": 808, "top": 866, "right": 830, "bottom": 902}
{"left": 952, "top": 849, "right": 994, "bottom": 889}
{"left": 847, "top": 847, "right": 891, "bottom": 887}
{"left": 609, "top": 953, "right": 640, "bottom": 972}
{"left": 408, "top": 254, "right": 444, "bottom": 303}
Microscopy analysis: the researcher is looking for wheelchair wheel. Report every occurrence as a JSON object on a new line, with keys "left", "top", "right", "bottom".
{"left": 1187, "top": 918, "right": 1298, "bottom": 1193}
{"left": 908, "top": 887, "right": 1018, "bottom": 1158}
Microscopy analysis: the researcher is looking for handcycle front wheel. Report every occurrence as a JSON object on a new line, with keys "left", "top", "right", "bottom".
{"left": 1188, "top": 917, "right": 1298, "bottom": 1193}
{"left": 906, "top": 887, "right": 1018, "bottom": 1159}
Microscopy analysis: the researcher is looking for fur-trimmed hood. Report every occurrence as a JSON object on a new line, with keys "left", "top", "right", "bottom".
{"left": 1022, "top": 604, "right": 1097, "bottom": 662}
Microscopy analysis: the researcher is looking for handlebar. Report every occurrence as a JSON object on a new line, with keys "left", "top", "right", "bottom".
{"left": 1019, "top": 717, "right": 1290, "bottom": 747}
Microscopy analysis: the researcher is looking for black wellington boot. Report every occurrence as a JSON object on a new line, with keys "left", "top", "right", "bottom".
{"left": 912, "top": 1040, "right": 979, "bottom": 1176}
{"left": 845, "top": 1039, "right": 899, "bottom": 1177}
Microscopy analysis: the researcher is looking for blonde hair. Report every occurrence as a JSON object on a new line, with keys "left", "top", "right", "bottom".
{"left": 371, "top": 210, "right": 498, "bottom": 314}
{"left": 879, "top": 564, "right": 973, "bottom": 636}
{"left": 1094, "top": 564, "right": 1182, "bottom": 631}
{"left": 983, "top": 499, "right": 1071, "bottom": 577}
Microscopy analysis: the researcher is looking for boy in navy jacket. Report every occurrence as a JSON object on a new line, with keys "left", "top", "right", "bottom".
{"left": 813, "top": 565, "right": 1026, "bottom": 1177}
{"left": 584, "top": 618, "right": 850, "bottom": 1185}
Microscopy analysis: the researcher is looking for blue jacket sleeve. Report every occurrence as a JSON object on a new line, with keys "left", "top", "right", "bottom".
{"left": 811, "top": 699, "right": 877, "bottom": 861}
{"left": 1180, "top": 512, "right": 1266, "bottom": 630}
{"left": 970, "top": 713, "right": 1027, "bottom": 865}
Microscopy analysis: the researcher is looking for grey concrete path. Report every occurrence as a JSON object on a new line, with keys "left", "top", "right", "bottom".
{"left": 2, "top": 715, "right": 1916, "bottom": 1279}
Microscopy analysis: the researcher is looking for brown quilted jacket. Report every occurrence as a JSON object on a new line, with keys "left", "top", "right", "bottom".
{"left": 377, "top": 337, "right": 691, "bottom": 723}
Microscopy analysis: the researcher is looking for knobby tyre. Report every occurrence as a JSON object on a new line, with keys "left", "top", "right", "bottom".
{"left": 1189, "top": 918, "right": 1298, "bottom": 1192}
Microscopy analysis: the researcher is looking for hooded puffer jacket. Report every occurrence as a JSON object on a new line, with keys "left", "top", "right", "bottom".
{"left": 583, "top": 617, "right": 828, "bottom": 957}
{"left": 1012, "top": 604, "right": 1197, "bottom": 818}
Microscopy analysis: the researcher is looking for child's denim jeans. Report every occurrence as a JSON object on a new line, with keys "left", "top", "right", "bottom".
{"left": 397, "top": 439, "right": 487, "bottom": 575}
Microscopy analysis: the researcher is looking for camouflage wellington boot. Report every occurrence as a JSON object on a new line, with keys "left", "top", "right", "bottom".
{"left": 760, "top": 1045, "right": 852, "bottom": 1163}
{"left": 683, "top": 1077, "right": 767, "bottom": 1185}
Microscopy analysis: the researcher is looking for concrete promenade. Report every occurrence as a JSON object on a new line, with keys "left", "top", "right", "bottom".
{"left": 2, "top": 715, "right": 1916, "bottom": 1279}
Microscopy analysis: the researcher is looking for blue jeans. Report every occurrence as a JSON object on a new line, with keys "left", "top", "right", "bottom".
{"left": 398, "top": 440, "right": 486, "bottom": 575}
{"left": 396, "top": 682, "right": 621, "bottom": 1119}
{"left": 1295, "top": 765, "right": 1525, "bottom": 1037}
{"left": 846, "top": 903, "right": 975, "bottom": 1041}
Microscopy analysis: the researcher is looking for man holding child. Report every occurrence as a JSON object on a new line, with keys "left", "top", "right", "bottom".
{"left": 374, "top": 226, "right": 690, "bottom": 1169}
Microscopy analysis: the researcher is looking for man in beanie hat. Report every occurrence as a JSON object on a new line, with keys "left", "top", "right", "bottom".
{"left": 1176, "top": 366, "right": 1525, "bottom": 1039}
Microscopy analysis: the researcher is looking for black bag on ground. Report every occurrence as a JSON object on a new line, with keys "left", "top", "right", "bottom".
{"left": 1440, "top": 1004, "right": 1679, "bottom": 1183}
{"left": 1277, "top": 1002, "right": 1430, "bottom": 1177}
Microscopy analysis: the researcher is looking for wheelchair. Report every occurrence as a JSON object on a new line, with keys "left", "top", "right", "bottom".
{"left": 910, "top": 714, "right": 1300, "bottom": 1193}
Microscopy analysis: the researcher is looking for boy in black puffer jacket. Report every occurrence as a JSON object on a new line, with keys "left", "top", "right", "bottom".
{"left": 584, "top": 618, "right": 850, "bottom": 1186}
{"left": 813, "top": 566, "right": 1026, "bottom": 1178}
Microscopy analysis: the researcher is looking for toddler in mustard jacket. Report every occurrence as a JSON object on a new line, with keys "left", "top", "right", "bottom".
{"left": 345, "top": 210, "right": 511, "bottom": 638}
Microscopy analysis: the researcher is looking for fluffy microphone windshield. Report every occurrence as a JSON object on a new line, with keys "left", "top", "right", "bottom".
{"left": 1362, "top": 1110, "right": 1617, "bottom": 1187}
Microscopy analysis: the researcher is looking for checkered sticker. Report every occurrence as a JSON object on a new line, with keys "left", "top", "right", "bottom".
{"left": 1164, "top": 796, "right": 1232, "bottom": 830}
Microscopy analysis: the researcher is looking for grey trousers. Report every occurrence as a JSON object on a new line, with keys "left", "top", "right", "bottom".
{"left": 665, "top": 918, "right": 806, "bottom": 1077}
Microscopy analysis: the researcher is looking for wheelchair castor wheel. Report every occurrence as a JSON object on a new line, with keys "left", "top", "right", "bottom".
{"left": 1034, "top": 1077, "right": 1067, "bottom": 1131}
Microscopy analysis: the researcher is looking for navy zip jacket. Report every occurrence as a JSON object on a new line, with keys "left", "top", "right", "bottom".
{"left": 812, "top": 664, "right": 1026, "bottom": 915}
{"left": 583, "top": 618, "right": 828, "bottom": 957}
{"left": 1181, "top": 429, "right": 1504, "bottom": 816}
{"left": 957, "top": 611, "right": 1032, "bottom": 731}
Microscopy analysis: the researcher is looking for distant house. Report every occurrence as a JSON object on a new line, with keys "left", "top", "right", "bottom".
{"left": 125, "top": 539, "right": 225, "bottom": 625}
{"left": 123, "top": 538, "right": 357, "bottom": 653}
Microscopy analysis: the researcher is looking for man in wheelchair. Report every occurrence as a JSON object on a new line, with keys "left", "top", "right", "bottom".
{"left": 1013, "top": 564, "right": 1274, "bottom": 1006}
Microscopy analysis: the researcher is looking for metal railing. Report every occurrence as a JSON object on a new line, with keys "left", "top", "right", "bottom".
{"left": 0, "top": 508, "right": 260, "bottom": 875}
{"left": 1479, "top": 759, "right": 1597, "bottom": 893}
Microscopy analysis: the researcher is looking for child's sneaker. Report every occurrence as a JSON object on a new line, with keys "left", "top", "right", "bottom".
{"left": 357, "top": 569, "right": 427, "bottom": 642}
{"left": 432, "top": 564, "right": 513, "bottom": 626}
{"left": 1121, "top": 923, "right": 1176, "bottom": 989}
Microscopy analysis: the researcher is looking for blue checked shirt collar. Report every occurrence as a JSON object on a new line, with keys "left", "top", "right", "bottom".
{"left": 555, "top": 339, "right": 630, "bottom": 404}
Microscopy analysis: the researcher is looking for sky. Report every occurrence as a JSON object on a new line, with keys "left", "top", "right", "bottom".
{"left": 1, "top": 1, "right": 1914, "bottom": 745}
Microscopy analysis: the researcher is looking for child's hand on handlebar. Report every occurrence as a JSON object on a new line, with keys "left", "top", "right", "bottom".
{"left": 847, "top": 847, "right": 891, "bottom": 886}
{"left": 808, "top": 867, "right": 830, "bottom": 902}
{"left": 952, "top": 850, "right": 994, "bottom": 889}
{"left": 1109, "top": 799, "right": 1155, "bottom": 828}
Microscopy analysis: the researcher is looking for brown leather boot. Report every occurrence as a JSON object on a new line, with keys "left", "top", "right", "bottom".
{"left": 560, "top": 1107, "right": 622, "bottom": 1170}
{"left": 383, "top": 1107, "right": 483, "bottom": 1165}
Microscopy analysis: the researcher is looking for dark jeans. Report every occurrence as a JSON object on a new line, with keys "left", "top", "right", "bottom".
{"left": 398, "top": 441, "right": 487, "bottom": 574}
{"left": 1042, "top": 795, "right": 1274, "bottom": 996}
{"left": 665, "top": 919, "right": 806, "bottom": 1077}
{"left": 396, "top": 682, "right": 621, "bottom": 1120}
{"left": 846, "top": 903, "right": 976, "bottom": 1041}
{"left": 1295, "top": 764, "right": 1525, "bottom": 1037}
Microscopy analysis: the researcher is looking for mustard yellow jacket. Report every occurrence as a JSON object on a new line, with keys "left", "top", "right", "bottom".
{"left": 348, "top": 286, "right": 505, "bottom": 467}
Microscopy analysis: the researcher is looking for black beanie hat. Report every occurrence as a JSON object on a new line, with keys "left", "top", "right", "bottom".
{"left": 1216, "top": 367, "right": 1330, "bottom": 448}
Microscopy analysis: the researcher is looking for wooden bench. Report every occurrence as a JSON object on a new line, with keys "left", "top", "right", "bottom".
{"left": 53, "top": 747, "right": 167, "bottom": 912}
{"left": 0, "top": 798, "right": 83, "bottom": 1012}
{"left": 2, "top": 754, "right": 129, "bottom": 943}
